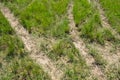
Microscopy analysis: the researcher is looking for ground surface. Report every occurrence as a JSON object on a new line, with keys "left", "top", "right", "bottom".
{"left": 0, "top": 0, "right": 120, "bottom": 80}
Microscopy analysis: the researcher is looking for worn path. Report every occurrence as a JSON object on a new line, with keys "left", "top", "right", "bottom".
{"left": 0, "top": 4, "right": 63, "bottom": 80}
{"left": 67, "top": 2, "right": 106, "bottom": 80}
{"left": 89, "top": 0, "right": 120, "bottom": 65}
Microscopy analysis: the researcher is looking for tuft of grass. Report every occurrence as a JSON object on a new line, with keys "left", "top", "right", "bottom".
{"left": 51, "top": 0, "right": 69, "bottom": 16}
{"left": 20, "top": 0, "right": 54, "bottom": 33}
{"left": 88, "top": 46, "right": 107, "bottom": 69}
{"left": 3, "top": 0, "right": 70, "bottom": 38}
{"left": 48, "top": 39, "right": 79, "bottom": 61}
{"left": 73, "top": 0, "right": 93, "bottom": 25}
{"left": 103, "top": 29, "right": 115, "bottom": 41}
{"left": 80, "top": 12, "right": 105, "bottom": 44}
{"left": 51, "top": 18, "right": 69, "bottom": 38}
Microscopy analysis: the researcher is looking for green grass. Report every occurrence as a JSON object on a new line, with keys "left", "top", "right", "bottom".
{"left": 3, "top": 0, "right": 70, "bottom": 38}
{"left": 73, "top": 0, "right": 115, "bottom": 44}
{"left": 3, "top": 0, "right": 32, "bottom": 16}
{"left": 51, "top": 0, "right": 70, "bottom": 16}
{"left": 0, "top": 11, "right": 50, "bottom": 80}
{"left": 99, "top": 0, "right": 120, "bottom": 34}
{"left": 0, "top": 12, "right": 14, "bottom": 35}
{"left": 73, "top": 0, "right": 93, "bottom": 25}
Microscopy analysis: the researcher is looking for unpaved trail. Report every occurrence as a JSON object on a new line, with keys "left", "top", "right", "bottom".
{"left": 0, "top": 4, "right": 63, "bottom": 80}
{"left": 67, "top": 2, "right": 106, "bottom": 80}
{"left": 89, "top": 0, "right": 120, "bottom": 65}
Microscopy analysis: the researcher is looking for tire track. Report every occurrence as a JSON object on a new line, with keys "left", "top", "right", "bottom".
{"left": 89, "top": 0, "right": 120, "bottom": 66}
{"left": 0, "top": 4, "right": 63, "bottom": 80}
{"left": 90, "top": 0, "right": 120, "bottom": 40}
{"left": 67, "top": 2, "right": 106, "bottom": 80}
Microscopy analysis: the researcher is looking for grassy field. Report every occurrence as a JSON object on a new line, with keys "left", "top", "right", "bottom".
{"left": 0, "top": 11, "right": 50, "bottom": 80}
{"left": 3, "top": 0, "right": 70, "bottom": 38}
{"left": 1, "top": 0, "right": 92, "bottom": 79}
{"left": 1, "top": 0, "right": 120, "bottom": 80}
{"left": 99, "top": 0, "right": 120, "bottom": 34}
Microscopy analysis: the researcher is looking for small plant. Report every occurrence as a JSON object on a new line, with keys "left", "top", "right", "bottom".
{"left": 81, "top": 13, "right": 105, "bottom": 44}
{"left": 49, "top": 39, "right": 78, "bottom": 61}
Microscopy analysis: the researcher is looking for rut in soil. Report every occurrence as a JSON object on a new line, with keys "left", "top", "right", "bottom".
{"left": 67, "top": 2, "right": 106, "bottom": 80}
{"left": 0, "top": 4, "right": 63, "bottom": 80}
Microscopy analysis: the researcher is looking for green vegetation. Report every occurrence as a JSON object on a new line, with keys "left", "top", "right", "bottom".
{"left": 49, "top": 39, "right": 79, "bottom": 61}
{"left": 88, "top": 46, "right": 107, "bottom": 68}
{"left": 100, "top": 0, "right": 120, "bottom": 34}
{"left": 49, "top": 39, "right": 90, "bottom": 80}
{"left": 73, "top": 0, "right": 93, "bottom": 25}
{"left": 73, "top": 0, "right": 115, "bottom": 44}
{"left": 0, "top": 11, "right": 50, "bottom": 80}
{"left": 1, "top": 0, "right": 120, "bottom": 80}
{"left": 3, "top": 0, "right": 70, "bottom": 38}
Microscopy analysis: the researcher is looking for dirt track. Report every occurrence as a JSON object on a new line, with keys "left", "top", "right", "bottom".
{"left": 67, "top": 2, "right": 106, "bottom": 80}
{"left": 0, "top": 4, "right": 63, "bottom": 80}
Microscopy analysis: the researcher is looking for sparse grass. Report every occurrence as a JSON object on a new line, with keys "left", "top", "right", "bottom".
{"left": 48, "top": 39, "right": 91, "bottom": 80}
{"left": 48, "top": 39, "right": 79, "bottom": 61}
{"left": 0, "top": 11, "right": 50, "bottom": 80}
{"left": 106, "top": 64, "right": 120, "bottom": 80}
{"left": 80, "top": 12, "right": 104, "bottom": 44}
{"left": 99, "top": 0, "right": 120, "bottom": 34}
{"left": 88, "top": 46, "right": 107, "bottom": 69}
